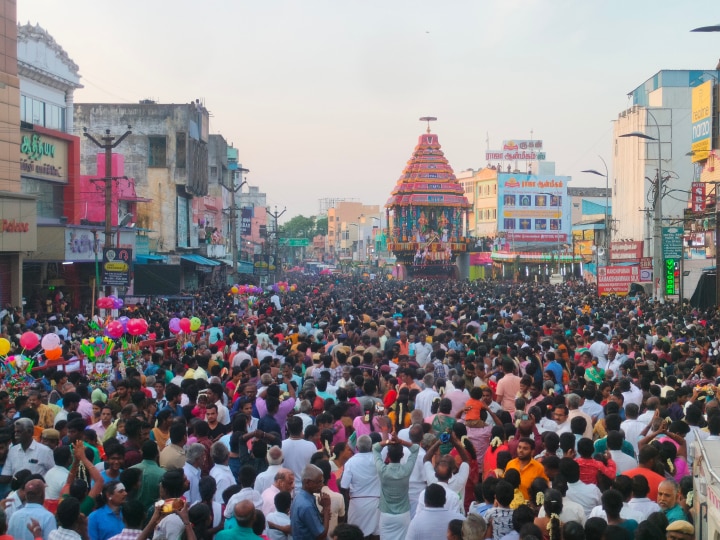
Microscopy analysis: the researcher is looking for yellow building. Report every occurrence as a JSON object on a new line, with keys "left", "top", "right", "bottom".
{"left": 457, "top": 167, "right": 499, "bottom": 239}
{"left": 326, "top": 201, "right": 381, "bottom": 261}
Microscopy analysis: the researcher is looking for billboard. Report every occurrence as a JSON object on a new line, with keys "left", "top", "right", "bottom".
{"left": 609, "top": 241, "right": 643, "bottom": 263}
{"left": 598, "top": 265, "right": 639, "bottom": 296}
{"left": 497, "top": 174, "right": 571, "bottom": 243}
{"left": 240, "top": 207, "right": 252, "bottom": 236}
{"left": 691, "top": 80, "right": 713, "bottom": 162}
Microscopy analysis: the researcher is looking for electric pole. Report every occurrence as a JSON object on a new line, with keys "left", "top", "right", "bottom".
{"left": 83, "top": 127, "right": 132, "bottom": 248}
{"left": 269, "top": 205, "right": 286, "bottom": 282}
{"left": 229, "top": 167, "right": 249, "bottom": 279}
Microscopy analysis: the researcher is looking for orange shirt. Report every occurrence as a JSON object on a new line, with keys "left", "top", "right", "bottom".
{"left": 506, "top": 457, "right": 548, "bottom": 499}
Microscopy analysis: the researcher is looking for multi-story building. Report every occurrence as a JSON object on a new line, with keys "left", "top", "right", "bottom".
{"left": 569, "top": 187, "right": 611, "bottom": 264}
{"left": 0, "top": 10, "right": 35, "bottom": 306}
{"left": 238, "top": 185, "right": 268, "bottom": 262}
{"left": 613, "top": 70, "right": 716, "bottom": 252}
{"left": 326, "top": 201, "right": 381, "bottom": 262}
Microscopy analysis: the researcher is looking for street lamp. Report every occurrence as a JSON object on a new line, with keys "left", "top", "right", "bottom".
{"left": 619, "top": 108, "right": 665, "bottom": 303}
{"left": 581, "top": 156, "right": 610, "bottom": 265}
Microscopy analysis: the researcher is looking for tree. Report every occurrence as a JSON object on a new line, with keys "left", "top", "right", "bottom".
{"left": 279, "top": 215, "right": 316, "bottom": 238}
{"left": 315, "top": 216, "right": 328, "bottom": 236}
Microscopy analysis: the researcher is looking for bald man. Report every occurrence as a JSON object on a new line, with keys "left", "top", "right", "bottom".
{"left": 216, "top": 500, "right": 261, "bottom": 539}
{"left": 8, "top": 479, "right": 56, "bottom": 539}
{"left": 261, "top": 468, "right": 294, "bottom": 515}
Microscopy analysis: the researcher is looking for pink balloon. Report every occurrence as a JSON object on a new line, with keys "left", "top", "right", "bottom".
{"left": 19, "top": 331, "right": 39, "bottom": 350}
{"left": 126, "top": 319, "right": 145, "bottom": 336}
{"left": 40, "top": 333, "right": 61, "bottom": 350}
{"left": 106, "top": 320, "right": 124, "bottom": 339}
{"left": 169, "top": 317, "right": 181, "bottom": 334}
{"left": 179, "top": 318, "right": 191, "bottom": 333}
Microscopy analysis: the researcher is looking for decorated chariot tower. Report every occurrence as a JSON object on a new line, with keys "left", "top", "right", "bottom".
{"left": 385, "top": 118, "right": 471, "bottom": 279}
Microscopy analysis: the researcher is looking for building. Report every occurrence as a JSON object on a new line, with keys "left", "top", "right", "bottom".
{"left": 326, "top": 201, "right": 381, "bottom": 263}
{"left": 237, "top": 185, "right": 268, "bottom": 263}
{"left": 16, "top": 22, "right": 88, "bottom": 309}
{"left": 613, "top": 70, "right": 716, "bottom": 253}
{"left": 569, "top": 187, "right": 611, "bottom": 266}
{"left": 458, "top": 167, "right": 499, "bottom": 240}
{"left": 0, "top": 8, "right": 35, "bottom": 307}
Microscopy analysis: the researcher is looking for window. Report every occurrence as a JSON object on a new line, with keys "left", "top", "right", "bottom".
{"left": 32, "top": 99, "right": 44, "bottom": 126}
{"left": 210, "top": 166, "right": 218, "bottom": 178}
{"left": 19, "top": 96, "right": 65, "bottom": 130}
{"left": 492, "top": 209, "right": 497, "bottom": 219}
{"left": 22, "top": 177, "right": 64, "bottom": 219}
{"left": 176, "top": 132, "right": 186, "bottom": 168}
{"left": 148, "top": 136, "right": 167, "bottom": 167}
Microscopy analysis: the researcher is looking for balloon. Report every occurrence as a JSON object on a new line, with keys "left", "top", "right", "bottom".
{"left": 190, "top": 317, "right": 201, "bottom": 332}
{"left": 41, "top": 333, "right": 61, "bottom": 351}
{"left": 119, "top": 316, "right": 130, "bottom": 332}
{"left": 230, "top": 286, "right": 239, "bottom": 295}
{"left": 0, "top": 338, "right": 10, "bottom": 356}
{"left": 106, "top": 320, "right": 124, "bottom": 339}
{"left": 179, "top": 318, "right": 191, "bottom": 333}
{"left": 97, "top": 297, "right": 113, "bottom": 309}
{"left": 45, "top": 348, "right": 62, "bottom": 361}
{"left": 19, "top": 331, "right": 39, "bottom": 350}
{"left": 169, "top": 317, "right": 181, "bottom": 334}
{"left": 126, "top": 319, "right": 146, "bottom": 336}
{"left": 148, "top": 333, "right": 156, "bottom": 340}
{"left": 113, "top": 297, "right": 124, "bottom": 310}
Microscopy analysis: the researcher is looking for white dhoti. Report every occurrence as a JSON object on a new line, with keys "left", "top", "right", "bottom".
{"left": 379, "top": 511, "right": 410, "bottom": 539}
{"left": 348, "top": 496, "right": 380, "bottom": 536}
{"left": 408, "top": 483, "right": 425, "bottom": 518}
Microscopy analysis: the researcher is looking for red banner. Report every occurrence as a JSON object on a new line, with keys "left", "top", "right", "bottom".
{"left": 598, "top": 265, "right": 640, "bottom": 295}
{"left": 692, "top": 182, "right": 706, "bottom": 213}
{"left": 610, "top": 241, "right": 643, "bottom": 262}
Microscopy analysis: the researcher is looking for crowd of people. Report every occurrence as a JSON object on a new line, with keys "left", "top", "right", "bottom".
{"left": 0, "top": 275, "right": 714, "bottom": 540}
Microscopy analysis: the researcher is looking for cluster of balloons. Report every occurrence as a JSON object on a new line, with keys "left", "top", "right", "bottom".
{"left": 96, "top": 295, "right": 124, "bottom": 310}
{"left": 168, "top": 317, "right": 201, "bottom": 335}
{"left": 80, "top": 336, "right": 114, "bottom": 360}
{"left": 270, "top": 281, "right": 297, "bottom": 293}
{"left": 41, "top": 333, "right": 62, "bottom": 361}
{"left": 229, "top": 284, "right": 263, "bottom": 296}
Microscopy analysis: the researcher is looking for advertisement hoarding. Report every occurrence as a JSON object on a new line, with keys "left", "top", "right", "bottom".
{"left": 691, "top": 80, "right": 713, "bottom": 162}
{"left": 496, "top": 174, "right": 571, "bottom": 243}
{"left": 598, "top": 265, "right": 639, "bottom": 296}
{"left": 609, "top": 241, "right": 644, "bottom": 263}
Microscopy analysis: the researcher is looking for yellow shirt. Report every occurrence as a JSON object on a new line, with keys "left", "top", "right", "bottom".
{"left": 506, "top": 457, "right": 548, "bottom": 500}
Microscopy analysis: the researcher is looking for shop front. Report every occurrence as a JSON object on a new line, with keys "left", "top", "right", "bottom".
{"left": 0, "top": 193, "right": 37, "bottom": 307}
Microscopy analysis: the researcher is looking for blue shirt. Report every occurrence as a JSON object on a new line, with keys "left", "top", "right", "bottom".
{"left": 7, "top": 502, "right": 56, "bottom": 540}
{"left": 291, "top": 488, "right": 324, "bottom": 540}
{"left": 88, "top": 504, "right": 124, "bottom": 540}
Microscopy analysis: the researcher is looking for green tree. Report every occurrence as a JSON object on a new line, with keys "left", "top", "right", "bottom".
{"left": 280, "top": 215, "right": 316, "bottom": 238}
{"left": 315, "top": 216, "right": 328, "bottom": 236}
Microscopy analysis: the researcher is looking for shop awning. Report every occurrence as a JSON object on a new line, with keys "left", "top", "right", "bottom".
{"left": 181, "top": 254, "right": 220, "bottom": 266}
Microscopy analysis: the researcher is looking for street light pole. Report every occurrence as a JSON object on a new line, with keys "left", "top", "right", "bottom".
{"left": 619, "top": 109, "right": 664, "bottom": 303}
{"left": 581, "top": 156, "right": 610, "bottom": 265}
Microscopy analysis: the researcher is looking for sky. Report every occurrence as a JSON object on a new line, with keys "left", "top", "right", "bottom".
{"left": 18, "top": 1, "right": 720, "bottom": 221}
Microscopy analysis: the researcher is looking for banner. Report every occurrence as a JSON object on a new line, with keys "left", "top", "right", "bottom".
{"left": 609, "top": 241, "right": 643, "bottom": 263}
{"left": 691, "top": 80, "right": 713, "bottom": 162}
{"left": 240, "top": 207, "right": 252, "bottom": 236}
{"left": 691, "top": 181, "right": 706, "bottom": 212}
{"left": 598, "top": 265, "right": 639, "bottom": 296}
{"left": 102, "top": 248, "right": 132, "bottom": 287}
{"left": 497, "top": 174, "right": 571, "bottom": 243}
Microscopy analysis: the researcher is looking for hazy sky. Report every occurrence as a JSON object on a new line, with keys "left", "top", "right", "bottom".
{"left": 18, "top": 1, "right": 720, "bottom": 220}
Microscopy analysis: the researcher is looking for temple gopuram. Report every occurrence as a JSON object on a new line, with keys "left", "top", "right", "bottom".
{"left": 385, "top": 118, "right": 471, "bottom": 279}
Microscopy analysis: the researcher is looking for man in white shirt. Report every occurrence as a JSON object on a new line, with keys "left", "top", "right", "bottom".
{"left": 254, "top": 446, "right": 285, "bottom": 494}
{"left": 232, "top": 344, "right": 252, "bottom": 368}
{"left": 414, "top": 374, "right": 439, "bottom": 418}
{"left": 413, "top": 336, "right": 433, "bottom": 367}
{"left": 1, "top": 418, "right": 54, "bottom": 480}
{"left": 561, "top": 457, "right": 602, "bottom": 518}
{"left": 626, "top": 475, "right": 662, "bottom": 520}
{"left": 209, "top": 442, "right": 236, "bottom": 504}
{"left": 407, "top": 484, "right": 465, "bottom": 540}
{"left": 588, "top": 334, "right": 609, "bottom": 370}
{"left": 281, "top": 417, "right": 318, "bottom": 490}
{"left": 340, "top": 435, "right": 381, "bottom": 538}
{"left": 183, "top": 444, "right": 205, "bottom": 505}
{"left": 260, "top": 468, "right": 294, "bottom": 515}
{"left": 419, "top": 438, "right": 470, "bottom": 514}
{"left": 620, "top": 404, "right": 646, "bottom": 456}
{"left": 607, "top": 431, "right": 637, "bottom": 475}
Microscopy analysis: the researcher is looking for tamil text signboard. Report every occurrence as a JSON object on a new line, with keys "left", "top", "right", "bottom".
{"left": 102, "top": 248, "right": 132, "bottom": 287}
{"left": 609, "top": 241, "right": 643, "bottom": 263}
{"left": 598, "top": 266, "right": 639, "bottom": 296}
{"left": 496, "top": 174, "right": 571, "bottom": 243}
{"left": 662, "top": 227, "right": 683, "bottom": 260}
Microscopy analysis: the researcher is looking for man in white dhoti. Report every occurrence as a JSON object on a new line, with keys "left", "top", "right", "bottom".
{"left": 340, "top": 435, "right": 381, "bottom": 539}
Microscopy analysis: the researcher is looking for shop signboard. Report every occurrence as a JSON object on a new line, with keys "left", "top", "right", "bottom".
{"left": 19, "top": 130, "right": 69, "bottom": 183}
{"left": 691, "top": 80, "right": 713, "bottom": 162}
{"left": 102, "top": 248, "right": 132, "bottom": 287}
{"left": 598, "top": 265, "right": 639, "bottom": 296}
{"left": 496, "top": 174, "right": 571, "bottom": 243}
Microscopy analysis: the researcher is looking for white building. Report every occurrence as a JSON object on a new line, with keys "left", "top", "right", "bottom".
{"left": 613, "top": 70, "right": 716, "bottom": 257}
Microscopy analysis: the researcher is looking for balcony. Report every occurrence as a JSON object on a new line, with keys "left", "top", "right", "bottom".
{"left": 199, "top": 243, "right": 227, "bottom": 258}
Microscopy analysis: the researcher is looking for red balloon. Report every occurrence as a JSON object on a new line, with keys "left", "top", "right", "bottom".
{"left": 19, "top": 331, "right": 39, "bottom": 350}
{"left": 179, "top": 318, "right": 191, "bottom": 333}
{"left": 126, "top": 319, "right": 147, "bottom": 336}
{"left": 106, "top": 320, "right": 124, "bottom": 339}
